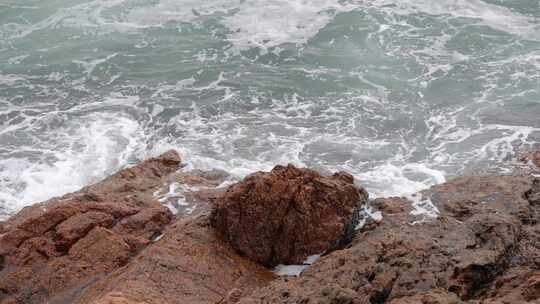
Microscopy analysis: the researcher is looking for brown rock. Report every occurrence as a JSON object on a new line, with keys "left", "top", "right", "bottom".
{"left": 525, "top": 177, "right": 540, "bottom": 206}
{"left": 386, "top": 290, "right": 465, "bottom": 304}
{"left": 520, "top": 150, "right": 540, "bottom": 168}
{"left": 55, "top": 211, "right": 114, "bottom": 248}
{"left": 73, "top": 215, "right": 274, "bottom": 304}
{"left": 237, "top": 174, "right": 539, "bottom": 304}
{"left": 0, "top": 150, "right": 276, "bottom": 304}
{"left": 524, "top": 274, "right": 540, "bottom": 301}
{"left": 211, "top": 164, "right": 368, "bottom": 266}
{"left": 0, "top": 151, "right": 179, "bottom": 304}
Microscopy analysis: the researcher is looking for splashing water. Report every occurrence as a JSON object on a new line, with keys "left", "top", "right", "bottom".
{"left": 1, "top": 0, "right": 539, "bottom": 218}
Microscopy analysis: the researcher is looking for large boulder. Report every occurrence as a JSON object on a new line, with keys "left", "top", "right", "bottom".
{"left": 210, "top": 164, "right": 368, "bottom": 267}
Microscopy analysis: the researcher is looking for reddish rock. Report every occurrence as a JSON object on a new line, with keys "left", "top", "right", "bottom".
{"left": 3, "top": 148, "right": 540, "bottom": 304}
{"left": 0, "top": 151, "right": 179, "bottom": 304}
{"left": 73, "top": 214, "right": 274, "bottom": 304}
{"left": 210, "top": 164, "right": 368, "bottom": 266}
{"left": 386, "top": 290, "right": 465, "bottom": 304}
{"left": 55, "top": 211, "right": 114, "bottom": 248}
{"left": 237, "top": 174, "right": 540, "bottom": 304}
{"left": 0, "top": 150, "right": 275, "bottom": 304}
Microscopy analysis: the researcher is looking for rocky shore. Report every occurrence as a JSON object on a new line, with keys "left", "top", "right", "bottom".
{"left": 0, "top": 150, "right": 539, "bottom": 304}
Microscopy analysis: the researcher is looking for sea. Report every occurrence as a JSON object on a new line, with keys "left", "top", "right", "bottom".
{"left": 1, "top": 0, "right": 539, "bottom": 219}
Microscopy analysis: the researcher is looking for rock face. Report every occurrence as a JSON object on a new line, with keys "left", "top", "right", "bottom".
{"left": 73, "top": 214, "right": 274, "bottom": 304}
{"left": 238, "top": 175, "right": 540, "bottom": 304}
{"left": 520, "top": 150, "right": 540, "bottom": 168}
{"left": 0, "top": 151, "right": 274, "bottom": 304}
{"left": 0, "top": 151, "right": 180, "bottom": 304}
{"left": 211, "top": 164, "right": 368, "bottom": 267}
{"left": 2, "top": 149, "right": 540, "bottom": 304}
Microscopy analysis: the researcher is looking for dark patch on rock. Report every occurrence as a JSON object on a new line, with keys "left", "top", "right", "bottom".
{"left": 525, "top": 177, "right": 540, "bottom": 206}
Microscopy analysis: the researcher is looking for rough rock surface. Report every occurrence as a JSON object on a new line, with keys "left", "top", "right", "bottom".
{"left": 2, "top": 149, "right": 540, "bottom": 304}
{"left": 520, "top": 150, "right": 540, "bottom": 168}
{"left": 210, "top": 164, "right": 368, "bottom": 266}
{"left": 0, "top": 151, "right": 273, "bottom": 304}
{"left": 0, "top": 151, "right": 181, "bottom": 304}
{"left": 73, "top": 214, "right": 274, "bottom": 304}
{"left": 238, "top": 175, "right": 540, "bottom": 304}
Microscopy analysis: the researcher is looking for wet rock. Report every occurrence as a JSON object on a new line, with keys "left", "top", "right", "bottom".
{"left": 0, "top": 150, "right": 276, "bottom": 304}
{"left": 0, "top": 151, "right": 179, "bottom": 304}
{"left": 237, "top": 174, "right": 539, "bottom": 304}
{"left": 73, "top": 215, "right": 274, "bottom": 304}
{"left": 520, "top": 150, "right": 540, "bottom": 168}
{"left": 372, "top": 197, "right": 410, "bottom": 215}
{"left": 210, "top": 164, "right": 368, "bottom": 266}
{"left": 3, "top": 149, "right": 540, "bottom": 304}
{"left": 525, "top": 177, "right": 540, "bottom": 206}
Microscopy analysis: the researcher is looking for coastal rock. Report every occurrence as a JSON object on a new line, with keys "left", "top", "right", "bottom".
{"left": 2, "top": 149, "right": 540, "bottom": 304}
{"left": 210, "top": 164, "right": 368, "bottom": 266}
{"left": 237, "top": 174, "right": 539, "bottom": 303}
{"left": 73, "top": 214, "right": 274, "bottom": 304}
{"left": 520, "top": 150, "right": 540, "bottom": 168}
{"left": 0, "top": 151, "right": 180, "bottom": 304}
{"left": 386, "top": 290, "right": 465, "bottom": 304}
{"left": 0, "top": 150, "right": 275, "bottom": 304}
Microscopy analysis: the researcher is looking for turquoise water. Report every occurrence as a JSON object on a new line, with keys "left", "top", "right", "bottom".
{"left": 1, "top": 0, "right": 539, "bottom": 218}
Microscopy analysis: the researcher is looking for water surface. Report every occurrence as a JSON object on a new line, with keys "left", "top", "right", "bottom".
{"left": 1, "top": 0, "right": 540, "bottom": 218}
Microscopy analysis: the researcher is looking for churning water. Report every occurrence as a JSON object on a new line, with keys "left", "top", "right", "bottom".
{"left": 1, "top": 0, "right": 540, "bottom": 218}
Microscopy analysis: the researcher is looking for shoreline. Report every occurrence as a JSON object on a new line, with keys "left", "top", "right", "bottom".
{"left": 0, "top": 149, "right": 539, "bottom": 303}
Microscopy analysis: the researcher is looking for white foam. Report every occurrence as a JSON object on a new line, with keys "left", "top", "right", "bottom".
{"left": 354, "top": 163, "right": 446, "bottom": 198}
{"left": 152, "top": 233, "right": 164, "bottom": 242}
{"left": 407, "top": 193, "right": 440, "bottom": 219}
{"left": 356, "top": 205, "right": 383, "bottom": 230}
{"left": 369, "top": 0, "right": 540, "bottom": 41}
{"left": 220, "top": 0, "right": 356, "bottom": 53}
{"left": 125, "top": 0, "right": 357, "bottom": 52}
{"left": 73, "top": 53, "right": 118, "bottom": 78}
{"left": 0, "top": 112, "right": 143, "bottom": 218}
{"left": 273, "top": 264, "right": 307, "bottom": 277}
{"left": 0, "top": 0, "right": 129, "bottom": 41}
{"left": 273, "top": 253, "right": 322, "bottom": 276}
{"left": 153, "top": 178, "right": 211, "bottom": 216}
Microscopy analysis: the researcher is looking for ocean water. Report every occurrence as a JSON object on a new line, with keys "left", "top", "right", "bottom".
{"left": 1, "top": 0, "right": 539, "bottom": 219}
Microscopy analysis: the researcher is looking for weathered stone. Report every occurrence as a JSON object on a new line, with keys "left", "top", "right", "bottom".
{"left": 211, "top": 164, "right": 368, "bottom": 266}
{"left": 237, "top": 174, "right": 539, "bottom": 304}
{"left": 0, "top": 151, "right": 179, "bottom": 304}
{"left": 520, "top": 150, "right": 540, "bottom": 168}
{"left": 73, "top": 215, "right": 274, "bottom": 304}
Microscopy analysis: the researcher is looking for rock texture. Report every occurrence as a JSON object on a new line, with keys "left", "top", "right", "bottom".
{"left": 73, "top": 214, "right": 274, "bottom": 304}
{"left": 2, "top": 149, "right": 540, "bottom": 304}
{"left": 210, "top": 164, "right": 368, "bottom": 267}
{"left": 0, "top": 151, "right": 273, "bottom": 304}
{"left": 238, "top": 175, "right": 540, "bottom": 304}
{"left": 0, "top": 151, "right": 181, "bottom": 304}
